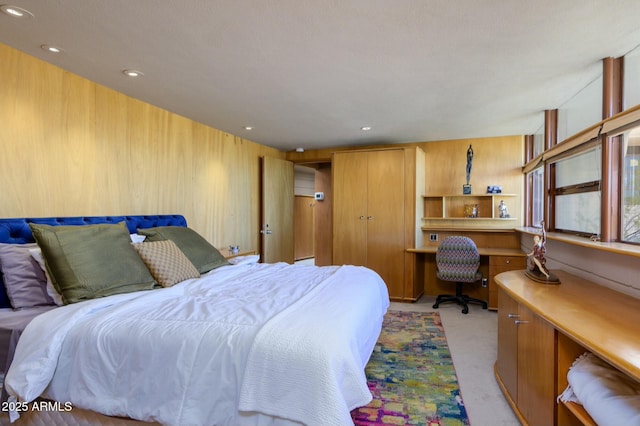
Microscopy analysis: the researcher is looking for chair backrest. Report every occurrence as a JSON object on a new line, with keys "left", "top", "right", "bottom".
{"left": 435, "top": 236, "right": 480, "bottom": 282}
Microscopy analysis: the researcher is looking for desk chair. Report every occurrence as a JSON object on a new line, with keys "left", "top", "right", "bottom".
{"left": 433, "top": 236, "right": 488, "bottom": 314}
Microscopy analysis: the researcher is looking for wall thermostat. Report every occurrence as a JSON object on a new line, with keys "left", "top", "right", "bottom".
{"left": 314, "top": 192, "right": 325, "bottom": 201}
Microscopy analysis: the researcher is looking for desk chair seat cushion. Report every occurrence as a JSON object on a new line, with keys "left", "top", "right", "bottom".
{"left": 435, "top": 236, "right": 482, "bottom": 283}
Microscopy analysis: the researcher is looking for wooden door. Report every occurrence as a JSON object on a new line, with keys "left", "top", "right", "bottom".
{"left": 366, "top": 149, "right": 405, "bottom": 298}
{"left": 294, "top": 195, "right": 314, "bottom": 260}
{"left": 517, "top": 303, "right": 556, "bottom": 426}
{"left": 261, "top": 156, "right": 294, "bottom": 264}
{"left": 332, "top": 152, "right": 367, "bottom": 266}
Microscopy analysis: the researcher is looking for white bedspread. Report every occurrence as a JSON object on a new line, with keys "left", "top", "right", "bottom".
{"left": 5, "top": 262, "right": 389, "bottom": 426}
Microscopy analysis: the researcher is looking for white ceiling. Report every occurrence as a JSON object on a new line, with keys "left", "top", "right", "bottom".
{"left": 2, "top": 1, "right": 640, "bottom": 152}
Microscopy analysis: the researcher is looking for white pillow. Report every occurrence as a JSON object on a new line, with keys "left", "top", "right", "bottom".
{"left": 28, "top": 247, "right": 64, "bottom": 306}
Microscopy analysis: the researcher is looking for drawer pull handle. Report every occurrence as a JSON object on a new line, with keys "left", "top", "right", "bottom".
{"left": 508, "top": 314, "right": 520, "bottom": 318}
{"left": 514, "top": 320, "right": 529, "bottom": 325}
{"left": 506, "top": 260, "right": 510, "bottom": 264}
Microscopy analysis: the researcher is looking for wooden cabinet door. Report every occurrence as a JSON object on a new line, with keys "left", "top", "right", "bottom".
{"left": 497, "top": 289, "right": 556, "bottom": 426}
{"left": 332, "top": 151, "right": 368, "bottom": 266}
{"left": 517, "top": 303, "right": 556, "bottom": 426}
{"left": 366, "top": 149, "right": 405, "bottom": 298}
{"left": 497, "top": 288, "right": 519, "bottom": 402}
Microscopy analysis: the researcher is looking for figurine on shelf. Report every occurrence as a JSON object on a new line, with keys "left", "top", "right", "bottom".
{"left": 528, "top": 225, "right": 549, "bottom": 278}
{"left": 498, "top": 200, "right": 509, "bottom": 218}
{"left": 525, "top": 221, "right": 560, "bottom": 284}
{"left": 463, "top": 144, "right": 474, "bottom": 194}
{"left": 466, "top": 144, "right": 473, "bottom": 186}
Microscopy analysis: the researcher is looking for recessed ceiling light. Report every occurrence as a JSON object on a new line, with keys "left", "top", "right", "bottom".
{"left": 243, "top": 126, "right": 254, "bottom": 130}
{"left": 0, "top": 5, "right": 34, "bottom": 18}
{"left": 361, "top": 126, "right": 372, "bottom": 131}
{"left": 122, "top": 69, "right": 144, "bottom": 78}
{"left": 41, "top": 45, "right": 63, "bottom": 54}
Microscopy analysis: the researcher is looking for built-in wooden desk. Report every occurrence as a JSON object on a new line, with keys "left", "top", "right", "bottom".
{"left": 408, "top": 246, "right": 526, "bottom": 309}
{"left": 408, "top": 246, "right": 525, "bottom": 256}
{"left": 495, "top": 269, "right": 640, "bottom": 425}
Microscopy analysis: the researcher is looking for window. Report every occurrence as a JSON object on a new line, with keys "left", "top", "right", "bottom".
{"left": 529, "top": 166, "right": 544, "bottom": 227}
{"left": 553, "top": 146, "right": 601, "bottom": 236}
{"left": 622, "top": 126, "right": 640, "bottom": 243}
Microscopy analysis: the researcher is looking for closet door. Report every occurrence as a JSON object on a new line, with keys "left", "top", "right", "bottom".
{"left": 332, "top": 151, "right": 368, "bottom": 266}
{"left": 366, "top": 149, "right": 405, "bottom": 298}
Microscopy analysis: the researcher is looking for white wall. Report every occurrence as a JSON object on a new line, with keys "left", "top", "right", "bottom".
{"left": 294, "top": 167, "right": 315, "bottom": 196}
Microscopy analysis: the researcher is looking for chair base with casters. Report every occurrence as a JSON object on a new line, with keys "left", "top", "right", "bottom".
{"left": 432, "top": 282, "right": 488, "bottom": 314}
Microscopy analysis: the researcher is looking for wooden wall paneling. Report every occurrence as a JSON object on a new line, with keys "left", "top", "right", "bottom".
{"left": 58, "top": 69, "right": 97, "bottom": 214}
{"left": 94, "top": 86, "right": 132, "bottom": 215}
{"left": 0, "top": 42, "right": 283, "bottom": 253}
{"left": 189, "top": 124, "right": 228, "bottom": 248}
{"left": 419, "top": 230, "right": 521, "bottom": 249}
{"left": 1, "top": 45, "right": 96, "bottom": 216}
{"left": 424, "top": 137, "right": 524, "bottom": 217}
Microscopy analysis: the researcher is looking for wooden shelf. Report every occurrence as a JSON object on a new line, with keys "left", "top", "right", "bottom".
{"left": 422, "top": 194, "right": 518, "bottom": 229}
{"left": 562, "top": 402, "right": 597, "bottom": 426}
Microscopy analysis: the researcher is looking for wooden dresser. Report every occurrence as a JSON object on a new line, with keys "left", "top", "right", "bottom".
{"left": 495, "top": 269, "right": 640, "bottom": 426}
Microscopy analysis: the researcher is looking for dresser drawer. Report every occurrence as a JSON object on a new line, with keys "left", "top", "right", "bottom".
{"left": 490, "top": 256, "right": 526, "bottom": 268}
{"left": 489, "top": 255, "right": 527, "bottom": 310}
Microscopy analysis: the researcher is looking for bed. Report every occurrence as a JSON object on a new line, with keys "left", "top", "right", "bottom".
{"left": 0, "top": 215, "right": 389, "bottom": 426}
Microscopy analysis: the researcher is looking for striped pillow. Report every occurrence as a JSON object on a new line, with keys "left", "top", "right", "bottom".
{"left": 134, "top": 240, "right": 200, "bottom": 287}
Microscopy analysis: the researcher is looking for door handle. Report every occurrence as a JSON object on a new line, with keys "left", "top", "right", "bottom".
{"left": 260, "top": 224, "right": 273, "bottom": 235}
{"left": 367, "top": 216, "right": 374, "bottom": 220}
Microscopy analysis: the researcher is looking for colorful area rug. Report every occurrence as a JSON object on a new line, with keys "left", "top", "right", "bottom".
{"left": 351, "top": 311, "right": 469, "bottom": 426}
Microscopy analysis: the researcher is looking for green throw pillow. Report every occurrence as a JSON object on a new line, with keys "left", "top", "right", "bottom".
{"left": 29, "top": 222, "right": 156, "bottom": 304}
{"left": 137, "top": 226, "right": 229, "bottom": 273}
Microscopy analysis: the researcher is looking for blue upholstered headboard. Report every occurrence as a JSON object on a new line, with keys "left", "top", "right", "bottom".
{"left": 0, "top": 215, "right": 187, "bottom": 244}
